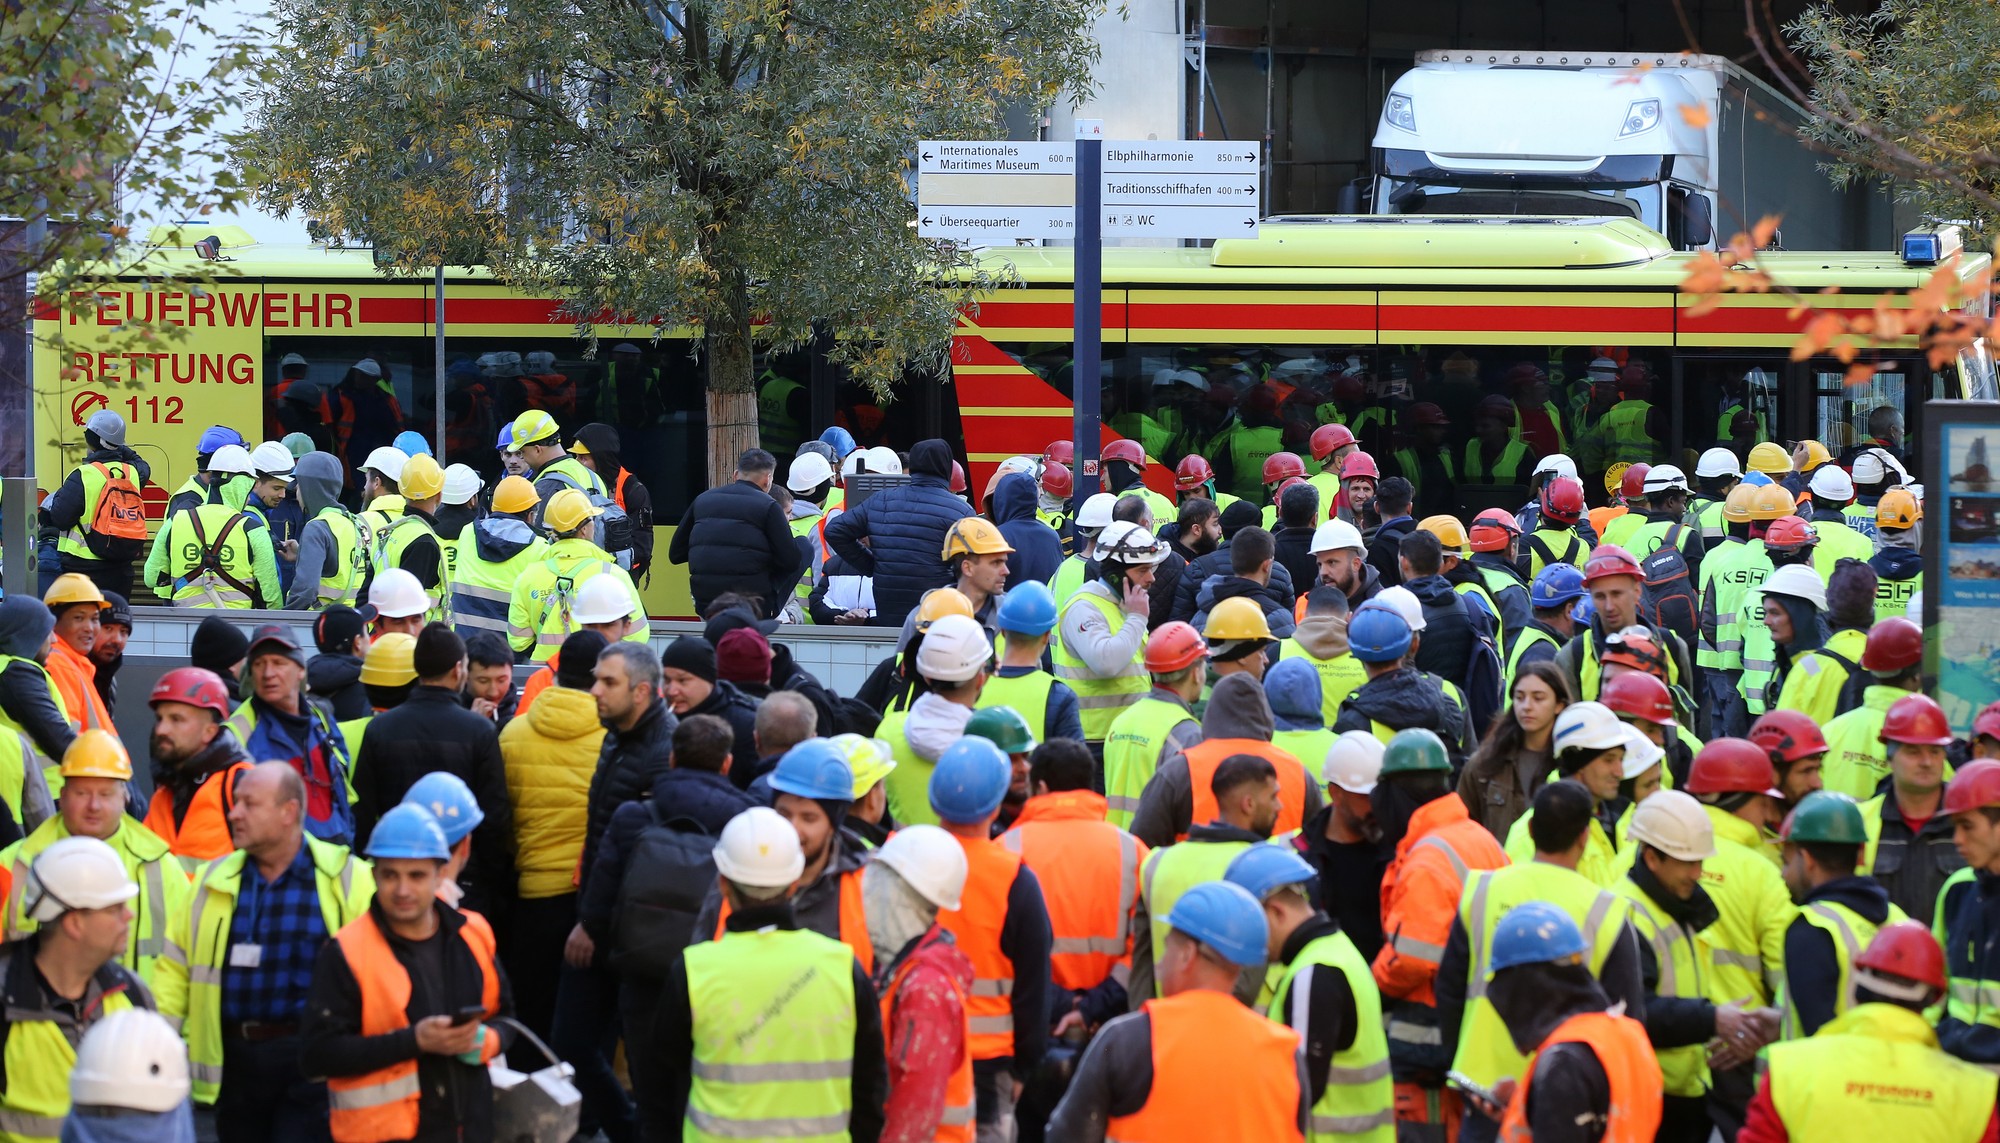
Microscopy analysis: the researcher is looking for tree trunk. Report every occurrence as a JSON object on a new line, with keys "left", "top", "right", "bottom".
{"left": 704, "top": 290, "right": 759, "bottom": 490}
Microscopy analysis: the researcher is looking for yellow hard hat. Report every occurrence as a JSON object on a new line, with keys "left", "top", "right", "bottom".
{"left": 511, "top": 409, "right": 561, "bottom": 447}
{"left": 1877, "top": 488, "right": 1922, "bottom": 530}
{"left": 1722, "top": 482, "right": 1760, "bottom": 524}
{"left": 44, "top": 573, "right": 106, "bottom": 610}
{"left": 830, "top": 733, "right": 897, "bottom": 798}
{"left": 1203, "top": 595, "right": 1272, "bottom": 642}
{"left": 1749, "top": 483, "right": 1797, "bottom": 522}
{"left": 915, "top": 587, "right": 975, "bottom": 632}
{"left": 359, "top": 633, "right": 418, "bottom": 687}
{"left": 1747, "top": 441, "right": 1792, "bottom": 475}
{"left": 491, "top": 475, "right": 541, "bottom": 515}
{"left": 1604, "top": 462, "right": 1631, "bottom": 497}
{"left": 941, "top": 517, "right": 1015, "bottom": 561}
{"left": 568, "top": 437, "right": 591, "bottom": 456}
{"left": 399, "top": 454, "right": 445, "bottom": 501}
{"left": 1793, "top": 439, "right": 1832, "bottom": 472}
{"left": 59, "top": 728, "right": 132, "bottom": 781}
{"left": 543, "top": 488, "right": 603, "bottom": 534}
{"left": 1416, "top": 514, "right": 1470, "bottom": 557}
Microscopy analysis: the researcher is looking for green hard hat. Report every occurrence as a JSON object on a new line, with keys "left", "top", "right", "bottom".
{"left": 964, "top": 706, "right": 1037, "bottom": 756}
{"left": 1781, "top": 790, "right": 1869, "bottom": 845}
{"left": 1380, "top": 728, "right": 1451, "bottom": 775}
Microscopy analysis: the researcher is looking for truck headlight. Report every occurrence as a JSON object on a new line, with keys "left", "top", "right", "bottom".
{"left": 1619, "top": 99, "right": 1660, "bottom": 137}
{"left": 1384, "top": 93, "right": 1416, "bottom": 132}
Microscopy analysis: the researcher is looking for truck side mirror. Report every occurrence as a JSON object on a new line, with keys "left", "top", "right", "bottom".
{"left": 1669, "top": 188, "right": 1714, "bottom": 250}
{"left": 1336, "top": 178, "right": 1368, "bottom": 215}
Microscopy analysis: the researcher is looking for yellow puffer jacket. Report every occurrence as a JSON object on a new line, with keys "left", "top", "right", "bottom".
{"left": 500, "top": 684, "right": 608, "bottom": 899}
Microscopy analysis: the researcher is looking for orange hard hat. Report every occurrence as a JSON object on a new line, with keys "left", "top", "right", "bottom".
{"left": 1144, "top": 622, "right": 1210, "bottom": 674}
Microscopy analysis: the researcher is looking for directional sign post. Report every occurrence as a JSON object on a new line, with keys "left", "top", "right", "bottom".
{"left": 916, "top": 142, "right": 1076, "bottom": 241}
{"left": 1101, "top": 141, "right": 1262, "bottom": 239}
{"left": 1074, "top": 120, "right": 1104, "bottom": 499}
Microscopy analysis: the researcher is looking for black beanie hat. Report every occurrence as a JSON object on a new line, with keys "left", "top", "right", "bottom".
{"left": 556, "top": 631, "right": 608, "bottom": 689}
{"left": 661, "top": 636, "right": 718, "bottom": 684}
{"left": 191, "top": 616, "right": 251, "bottom": 675}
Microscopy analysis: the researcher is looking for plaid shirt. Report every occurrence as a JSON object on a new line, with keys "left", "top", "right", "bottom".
{"left": 221, "top": 841, "right": 327, "bottom": 1025}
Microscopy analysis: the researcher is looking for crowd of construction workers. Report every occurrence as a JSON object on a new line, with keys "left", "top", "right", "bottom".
{"left": 1, "top": 377, "right": 1991, "bottom": 1143}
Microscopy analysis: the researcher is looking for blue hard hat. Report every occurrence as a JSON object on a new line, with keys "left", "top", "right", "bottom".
{"left": 402, "top": 772, "right": 485, "bottom": 845}
{"left": 929, "top": 736, "right": 1011, "bottom": 823}
{"left": 197, "top": 425, "right": 245, "bottom": 455}
{"left": 1224, "top": 845, "right": 1317, "bottom": 901}
{"left": 1263, "top": 657, "right": 1323, "bottom": 732}
{"left": 1570, "top": 595, "right": 1597, "bottom": 625}
{"left": 1743, "top": 470, "right": 1774, "bottom": 487}
{"left": 1164, "top": 881, "right": 1270, "bottom": 966}
{"left": 394, "top": 430, "right": 433, "bottom": 457}
{"left": 769, "top": 739, "right": 856, "bottom": 803}
{"left": 364, "top": 803, "right": 452, "bottom": 861}
{"left": 819, "top": 426, "right": 858, "bottom": 458}
{"left": 1531, "top": 562, "right": 1588, "bottom": 609}
{"left": 1490, "top": 901, "right": 1589, "bottom": 974}
{"left": 995, "top": 581, "right": 1059, "bottom": 638}
{"left": 496, "top": 423, "right": 515, "bottom": 451}
{"left": 1347, "top": 605, "right": 1413, "bottom": 664}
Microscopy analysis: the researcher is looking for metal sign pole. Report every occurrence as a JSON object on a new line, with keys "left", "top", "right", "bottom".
{"left": 434, "top": 265, "right": 447, "bottom": 463}
{"left": 1073, "top": 119, "right": 1104, "bottom": 499}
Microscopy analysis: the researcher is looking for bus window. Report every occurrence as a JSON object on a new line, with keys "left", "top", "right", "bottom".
{"left": 1961, "top": 341, "right": 1998, "bottom": 402}
{"left": 1814, "top": 361, "right": 1912, "bottom": 469}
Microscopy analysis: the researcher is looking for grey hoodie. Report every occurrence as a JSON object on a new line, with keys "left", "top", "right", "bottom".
{"left": 1129, "top": 672, "right": 1324, "bottom": 849}
{"left": 287, "top": 452, "right": 352, "bottom": 608}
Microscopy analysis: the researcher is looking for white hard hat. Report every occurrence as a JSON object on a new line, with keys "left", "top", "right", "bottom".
{"left": 1323, "top": 731, "right": 1386, "bottom": 794}
{"left": 572, "top": 574, "right": 633, "bottom": 626}
{"left": 249, "top": 441, "right": 296, "bottom": 481}
{"left": 362, "top": 446, "right": 408, "bottom": 483}
{"left": 1552, "top": 701, "right": 1628, "bottom": 755}
{"left": 1695, "top": 447, "right": 1743, "bottom": 480}
{"left": 993, "top": 455, "right": 1038, "bottom": 480}
{"left": 442, "top": 463, "right": 483, "bottom": 505}
{"left": 788, "top": 452, "right": 835, "bottom": 492}
{"left": 368, "top": 567, "right": 432, "bottom": 619}
{"left": 1309, "top": 518, "right": 1366, "bottom": 556}
{"left": 1907, "top": 589, "right": 1923, "bottom": 621}
{"left": 24, "top": 836, "right": 137, "bottom": 922}
{"left": 915, "top": 613, "right": 991, "bottom": 684}
{"left": 1906, "top": 483, "right": 1925, "bottom": 506}
{"left": 206, "top": 444, "right": 254, "bottom": 476}
{"left": 1587, "top": 357, "right": 1619, "bottom": 380}
{"left": 1625, "top": 789, "right": 1717, "bottom": 861}
{"left": 1761, "top": 563, "right": 1828, "bottom": 612}
{"left": 1641, "top": 464, "right": 1689, "bottom": 495}
{"left": 713, "top": 807, "right": 805, "bottom": 888}
{"left": 1851, "top": 450, "right": 1889, "bottom": 485}
{"left": 863, "top": 446, "right": 903, "bottom": 476}
{"left": 1371, "top": 585, "right": 1426, "bottom": 632}
{"left": 1095, "top": 520, "right": 1170, "bottom": 566}
{"left": 1809, "top": 465, "right": 1855, "bottom": 501}
{"left": 1619, "top": 724, "right": 1665, "bottom": 779}
{"left": 1152, "top": 367, "right": 1209, "bottom": 391}
{"left": 840, "top": 451, "right": 867, "bottom": 478}
{"left": 873, "top": 824, "right": 968, "bottom": 911}
{"left": 1076, "top": 492, "right": 1118, "bottom": 530}
{"left": 70, "top": 1008, "right": 190, "bottom": 1113}
{"left": 1532, "top": 453, "right": 1578, "bottom": 480}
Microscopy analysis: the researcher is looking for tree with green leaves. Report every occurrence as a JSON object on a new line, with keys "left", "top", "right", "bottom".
{"left": 242, "top": 0, "right": 1101, "bottom": 481}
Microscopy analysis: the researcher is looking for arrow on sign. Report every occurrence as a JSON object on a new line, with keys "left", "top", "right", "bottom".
{"left": 1242, "top": 216, "right": 1256, "bottom": 227}
{"left": 922, "top": 152, "right": 932, "bottom": 161}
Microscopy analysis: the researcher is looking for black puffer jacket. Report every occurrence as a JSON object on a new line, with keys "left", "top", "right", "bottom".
{"left": 580, "top": 698, "right": 677, "bottom": 897}
{"left": 307, "top": 652, "right": 370, "bottom": 721}
{"left": 1332, "top": 666, "right": 1474, "bottom": 763}
{"left": 1191, "top": 574, "right": 1299, "bottom": 641}
{"left": 0, "top": 598, "right": 73, "bottom": 768}
{"left": 824, "top": 440, "right": 976, "bottom": 627}
{"left": 684, "top": 680, "right": 762, "bottom": 791}
{"left": 667, "top": 478, "right": 802, "bottom": 617}
{"left": 1169, "top": 544, "right": 1296, "bottom": 624}
{"left": 579, "top": 768, "right": 758, "bottom": 944}
{"left": 1272, "top": 523, "right": 1318, "bottom": 597}
{"left": 1405, "top": 573, "right": 1488, "bottom": 691}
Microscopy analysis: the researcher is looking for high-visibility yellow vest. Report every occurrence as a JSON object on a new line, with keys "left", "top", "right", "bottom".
{"left": 310, "top": 506, "right": 368, "bottom": 607}
{"left": 1611, "top": 876, "right": 1714, "bottom": 1097}
{"left": 683, "top": 927, "right": 857, "bottom": 1143}
{"left": 1776, "top": 628, "right": 1867, "bottom": 726}
{"left": 1696, "top": 537, "right": 1751, "bottom": 671}
{"left": 1461, "top": 438, "right": 1532, "bottom": 486}
{"left": 0, "top": 660, "right": 62, "bottom": 816}
{"left": 757, "top": 373, "right": 807, "bottom": 456}
{"left": 0, "top": 960, "right": 136, "bottom": 1141}
{"left": 1050, "top": 590, "right": 1148, "bottom": 741}
{"left": 55, "top": 460, "right": 145, "bottom": 563}
{"left": 1451, "top": 861, "right": 1627, "bottom": 1089}
{"left": 1273, "top": 728, "right": 1336, "bottom": 779}
{"left": 1277, "top": 640, "right": 1367, "bottom": 730}
{"left": 1116, "top": 486, "right": 1178, "bottom": 529}
{"left": 509, "top": 538, "right": 648, "bottom": 661}
{"left": 1049, "top": 556, "right": 1090, "bottom": 616}
{"left": 1524, "top": 527, "right": 1587, "bottom": 581}
{"left": 1812, "top": 519, "right": 1876, "bottom": 582}
{"left": 1504, "top": 625, "right": 1560, "bottom": 693}
{"left": 1694, "top": 497, "right": 1728, "bottom": 545}
{"left": 1599, "top": 511, "right": 1647, "bottom": 552}
{"left": 1140, "top": 839, "right": 1252, "bottom": 992}
{"left": 357, "top": 494, "right": 405, "bottom": 555}
{"left": 1874, "top": 569, "right": 1919, "bottom": 626}
{"left": 1269, "top": 929, "right": 1395, "bottom": 1142}
{"left": 376, "top": 512, "right": 449, "bottom": 622}
{"left": 1766, "top": 1003, "right": 1996, "bottom": 1141}
{"left": 1102, "top": 695, "right": 1198, "bottom": 829}
{"left": 1597, "top": 400, "right": 1657, "bottom": 466}
{"left": 1820, "top": 685, "right": 1905, "bottom": 800}
{"left": 1627, "top": 518, "right": 1700, "bottom": 564}
{"left": 1779, "top": 899, "right": 1906, "bottom": 1041}
{"left": 451, "top": 524, "right": 549, "bottom": 641}
{"left": 1700, "top": 804, "right": 1797, "bottom": 1008}
{"left": 876, "top": 706, "right": 937, "bottom": 828}
{"left": 1502, "top": 813, "right": 1620, "bottom": 888}
{"left": 165, "top": 502, "right": 259, "bottom": 608}
{"left": 0, "top": 817, "right": 186, "bottom": 995}
{"left": 974, "top": 670, "right": 1055, "bottom": 743}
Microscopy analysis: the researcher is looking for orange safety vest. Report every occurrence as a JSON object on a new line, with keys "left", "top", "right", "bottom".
{"left": 327, "top": 910, "right": 503, "bottom": 1143}
{"left": 998, "top": 791, "right": 1145, "bottom": 991}
{"left": 611, "top": 468, "right": 631, "bottom": 513}
{"left": 47, "top": 639, "right": 110, "bottom": 733}
{"left": 1105, "top": 988, "right": 1305, "bottom": 1142}
{"left": 713, "top": 866, "right": 875, "bottom": 976}
{"left": 1587, "top": 505, "right": 1627, "bottom": 540}
{"left": 143, "top": 762, "right": 250, "bottom": 866}
{"left": 881, "top": 938, "right": 976, "bottom": 1143}
{"left": 1498, "top": 1010, "right": 1661, "bottom": 1143}
{"left": 936, "top": 835, "right": 1024, "bottom": 1061}
{"left": 1182, "top": 739, "right": 1311, "bottom": 842}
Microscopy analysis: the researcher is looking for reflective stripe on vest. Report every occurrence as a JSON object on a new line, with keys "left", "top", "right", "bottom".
{"left": 168, "top": 503, "right": 257, "bottom": 608}
{"left": 1051, "top": 590, "right": 1149, "bottom": 740}
{"left": 713, "top": 868, "right": 875, "bottom": 977}
{"left": 377, "top": 514, "right": 449, "bottom": 623}
{"left": 1140, "top": 839, "right": 1253, "bottom": 991}
{"left": 1269, "top": 929, "right": 1394, "bottom": 1143}
{"left": 998, "top": 808, "right": 1140, "bottom": 990}
{"left": 1612, "top": 881, "right": 1711, "bottom": 1097}
{"left": 1101, "top": 696, "right": 1195, "bottom": 830}
{"left": 974, "top": 670, "right": 1055, "bottom": 744}
{"left": 936, "top": 836, "right": 1023, "bottom": 1059}
{"left": 0, "top": 982, "right": 136, "bottom": 1141}
{"left": 1780, "top": 899, "right": 1901, "bottom": 1041}
{"left": 450, "top": 529, "right": 548, "bottom": 638}
{"left": 1767, "top": 1002, "right": 1997, "bottom": 1141}
{"left": 1105, "top": 989, "right": 1305, "bottom": 1143}
{"left": 1497, "top": 1011, "right": 1661, "bottom": 1143}
{"left": 314, "top": 507, "right": 367, "bottom": 607}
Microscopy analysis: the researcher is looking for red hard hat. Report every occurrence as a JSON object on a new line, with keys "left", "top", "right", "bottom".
{"left": 1620, "top": 463, "right": 1653, "bottom": 500}
{"left": 1275, "top": 476, "right": 1309, "bottom": 500}
{"left": 1144, "top": 621, "right": 1210, "bottom": 674}
{"left": 1880, "top": 694, "right": 1952, "bottom": 747}
{"left": 1262, "top": 452, "right": 1307, "bottom": 484}
{"left": 949, "top": 461, "right": 968, "bottom": 494}
{"left": 1504, "top": 362, "right": 1547, "bottom": 390}
{"left": 1103, "top": 438, "right": 1146, "bottom": 467}
{"left": 1040, "top": 460, "right": 1073, "bottom": 499}
{"left": 1043, "top": 440, "right": 1075, "bottom": 467}
{"left": 1582, "top": 543, "right": 1644, "bottom": 584}
{"left": 1685, "top": 738, "right": 1782, "bottom": 796}
{"left": 1341, "top": 451, "right": 1380, "bottom": 480}
{"left": 1468, "top": 508, "right": 1522, "bottom": 553}
{"left": 1475, "top": 395, "right": 1515, "bottom": 421}
{"left": 1175, "top": 454, "right": 1214, "bottom": 492}
{"left": 1854, "top": 920, "right": 1948, "bottom": 995}
{"left": 1310, "top": 423, "right": 1357, "bottom": 463}
{"left": 1975, "top": 700, "right": 2000, "bottom": 742}
{"left": 1618, "top": 363, "right": 1651, "bottom": 394}
{"left": 1945, "top": 759, "right": 2000, "bottom": 814}
{"left": 1601, "top": 671, "right": 1674, "bottom": 726}
{"left": 1763, "top": 515, "right": 1820, "bottom": 551}
{"left": 1860, "top": 617, "right": 1924, "bottom": 674}
{"left": 150, "top": 666, "right": 232, "bottom": 719}
{"left": 1748, "top": 709, "right": 1829, "bottom": 764}
{"left": 1540, "top": 475, "right": 1586, "bottom": 525}
{"left": 1407, "top": 402, "right": 1450, "bottom": 427}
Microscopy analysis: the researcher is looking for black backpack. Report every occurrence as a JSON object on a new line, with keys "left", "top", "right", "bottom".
{"left": 1639, "top": 526, "right": 1699, "bottom": 656}
{"left": 1812, "top": 647, "right": 1872, "bottom": 716}
{"left": 610, "top": 806, "right": 717, "bottom": 981}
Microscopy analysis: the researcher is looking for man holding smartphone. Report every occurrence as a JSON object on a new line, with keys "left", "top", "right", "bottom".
{"left": 302, "top": 803, "right": 515, "bottom": 1143}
